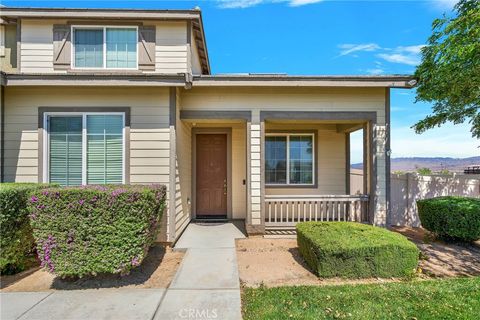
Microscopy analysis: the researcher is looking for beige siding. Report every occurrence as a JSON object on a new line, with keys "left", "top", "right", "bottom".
{"left": 155, "top": 22, "right": 188, "bottom": 74}
{"left": 175, "top": 93, "right": 193, "bottom": 237}
{"left": 20, "top": 19, "right": 66, "bottom": 73}
{"left": 231, "top": 124, "right": 247, "bottom": 219}
{"left": 18, "top": 19, "right": 189, "bottom": 74}
{"left": 181, "top": 87, "right": 386, "bottom": 123}
{"left": 3, "top": 87, "right": 170, "bottom": 185}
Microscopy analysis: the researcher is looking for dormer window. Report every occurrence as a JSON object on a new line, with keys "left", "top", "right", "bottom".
{"left": 72, "top": 26, "right": 138, "bottom": 69}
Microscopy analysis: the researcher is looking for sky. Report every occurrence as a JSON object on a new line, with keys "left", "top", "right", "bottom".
{"left": 3, "top": 0, "right": 478, "bottom": 162}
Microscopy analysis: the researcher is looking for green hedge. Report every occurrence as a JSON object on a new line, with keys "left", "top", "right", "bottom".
{"left": 297, "top": 222, "right": 419, "bottom": 278}
{"left": 27, "top": 184, "right": 166, "bottom": 278}
{"left": 417, "top": 196, "right": 480, "bottom": 242}
{"left": 0, "top": 183, "right": 56, "bottom": 274}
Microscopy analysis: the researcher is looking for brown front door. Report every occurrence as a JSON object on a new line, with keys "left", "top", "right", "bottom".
{"left": 196, "top": 134, "right": 228, "bottom": 217}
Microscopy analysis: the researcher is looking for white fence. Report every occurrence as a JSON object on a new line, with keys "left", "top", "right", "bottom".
{"left": 350, "top": 169, "right": 480, "bottom": 227}
{"left": 264, "top": 195, "right": 369, "bottom": 227}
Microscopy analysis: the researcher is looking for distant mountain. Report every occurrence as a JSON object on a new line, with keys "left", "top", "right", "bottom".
{"left": 352, "top": 156, "right": 480, "bottom": 172}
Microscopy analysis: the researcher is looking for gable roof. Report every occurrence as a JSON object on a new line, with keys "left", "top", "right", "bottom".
{"left": 0, "top": 7, "right": 211, "bottom": 74}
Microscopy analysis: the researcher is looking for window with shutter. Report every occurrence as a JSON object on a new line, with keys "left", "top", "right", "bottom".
{"left": 72, "top": 26, "right": 138, "bottom": 69}
{"left": 46, "top": 113, "right": 124, "bottom": 186}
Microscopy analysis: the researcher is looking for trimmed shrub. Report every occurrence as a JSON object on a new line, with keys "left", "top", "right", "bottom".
{"left": 417, "top": 196, "right": 480, "bottom": 242}
{"left": 27, "top": 184, "right": 166, "bottom": 278}
{"left": 0, "top": 183, "right": 56, "bottom": 274}
{"left": 297, "top": 222, "right": 419, "bottom": 278}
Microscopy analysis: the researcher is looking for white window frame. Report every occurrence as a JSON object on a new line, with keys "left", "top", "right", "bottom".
{"left": 71, "top": 25, "right": 139, "bottom": 70}
{"left": 43, "top": 112, "right": 126, "bottom": 185}
{"left": 265, "top": 133, "right": 315, "bottom": 186}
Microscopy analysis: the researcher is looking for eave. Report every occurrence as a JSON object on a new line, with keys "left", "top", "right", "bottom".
{"left": 0, "top": 7, "right": 202, "bottom": 20}
{"left": 192, "top": 74, "right": 417, "bottom": 88}
{"left": 3, "top": 72, "right": 188, "bottom": 87}
{"left": 1, "top": 72, "right": 417, "bottom": 89}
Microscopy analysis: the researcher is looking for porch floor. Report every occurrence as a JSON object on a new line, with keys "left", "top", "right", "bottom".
{"left": 174, "top": 220, "right": 246, "bottom": 250}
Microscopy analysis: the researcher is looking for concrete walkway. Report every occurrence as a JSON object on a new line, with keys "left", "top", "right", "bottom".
{"left": 155, "top": 222, "right": 246, "bottom": 319}
{"left": 1, "top": 222, "right": 246, "bottom": 320}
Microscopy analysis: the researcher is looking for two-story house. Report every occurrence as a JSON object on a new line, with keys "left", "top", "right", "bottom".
{"left": 0, "top": 7, "right": 415, "bottom": 243}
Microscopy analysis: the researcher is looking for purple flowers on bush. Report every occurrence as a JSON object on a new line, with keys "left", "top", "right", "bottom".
{"left": 131, "top": 257, "right": 140, "bottom": 267}
{"left": 27, "top": 184, "right": 166, "bottom": 278}
{"left": 39, "top": 235, "right": 57, "bottom": 273}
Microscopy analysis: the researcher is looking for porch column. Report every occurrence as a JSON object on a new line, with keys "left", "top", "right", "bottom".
{"left": 371, "top": 94, "right": 389, "bottom": 226}
{"left": 246, "top": 113, "right": 265, "bottom": 235}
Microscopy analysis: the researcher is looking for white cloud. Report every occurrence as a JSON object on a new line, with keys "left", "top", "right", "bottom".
{"left": 390, "top": 106, "right": 407, "bottom": 112}
{"left": 217, "top": 0, "right": 323, "bottom": 8}
{"left": 350, "top": 123, "right": 478, "bottom": 163}
{"left": 366, "top": 68, "right": 385, "bottom": 75}
{"left": 289, "top": 0, "right": 323, "bottom": 7}
{"left": 391, "top": 123, "right": 478, "bottom": 159}
{"left": 338, "top": 43, "right": 380, "bottom": 56}
{"left": 337, "top": 43, "right": 424, "bottom": 66}
{"left": 376, "top": 44, "right": 425, "bottom": 66}
{"left": 377, "top": 53, "right": 420, "bottom": 66}
{"left": 431, "top": 0, "right": 458, "bottom": 10}
{"left": 396, "top": 45, "right": 425, "bottom": 55}
{"left": 217, "top": 0, "right": 264, "bottom": 8}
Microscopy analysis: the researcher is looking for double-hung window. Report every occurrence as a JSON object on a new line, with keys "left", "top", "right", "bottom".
{"left": 73, "top": 27, "right": 137, "bottom": 69}
{"left": 265, "top": 133, "right": 315, "bottom": 186}
{"left": 46, "top": 113, "right": 125, "bottom": 186}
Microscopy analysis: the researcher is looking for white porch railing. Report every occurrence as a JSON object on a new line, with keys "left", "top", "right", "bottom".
{"left": 264, "top": 195, "right": 369, "bottom": 227}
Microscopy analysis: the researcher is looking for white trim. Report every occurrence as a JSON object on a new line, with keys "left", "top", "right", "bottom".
{"left": 71, "top": 25, "right": 139, "bottom": 70}
{"left": 265, "top": 132, "right": 315, "bottom": 186}
{"left": 42, "top": 116, "right": 49, "bottom": 183}
{"left": 81, "top": 113, "right": 87, "bottom": 184}
{"left": 43, "top": 112, "right": 126, "bottom": 185}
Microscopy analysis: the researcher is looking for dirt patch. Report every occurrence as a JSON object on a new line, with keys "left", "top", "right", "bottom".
{"left": 393, "top": 227, "right": 480, "bottom": 277}
{"left": 236, "top": 237, "right": 403, "bottom": 288}
{"left": 1, "top": 245, "right": 183, "bottom": 292}
{"left": 237, "top": 229, "right": 480, "bottom": 287}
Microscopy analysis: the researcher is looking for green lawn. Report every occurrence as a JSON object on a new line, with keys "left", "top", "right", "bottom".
{"left": 242, "top": 277, "right": 480, "bottom": 320}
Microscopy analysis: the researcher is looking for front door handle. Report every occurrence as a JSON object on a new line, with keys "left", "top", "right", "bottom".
{"left": 223, "top": 179, "right": 227, "bottom": 195}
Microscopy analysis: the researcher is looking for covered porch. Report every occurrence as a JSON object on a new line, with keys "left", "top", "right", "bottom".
{"left": 252, "top": 111, "right": 378, "bottom": 234}
{"left": 175, "top": 109, "right": 382, "bottom": 237}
